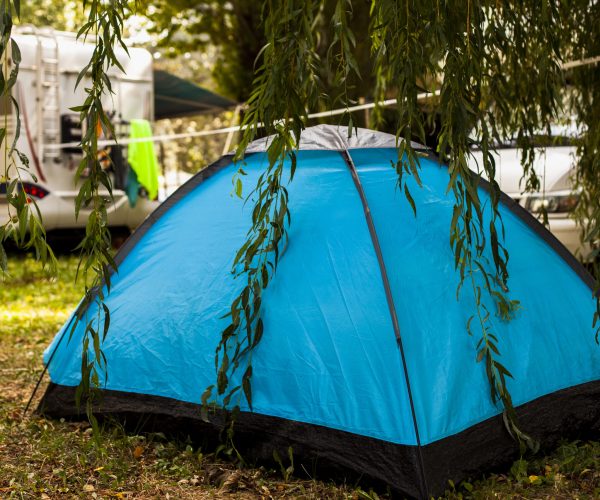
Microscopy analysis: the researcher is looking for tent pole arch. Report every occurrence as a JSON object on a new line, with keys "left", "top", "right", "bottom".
{"left": 340, "top": 148, "right": 430, "bottom": 499}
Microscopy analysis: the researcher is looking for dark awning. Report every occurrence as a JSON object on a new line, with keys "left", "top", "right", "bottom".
{"left": 153, "top": 70, "right": 236, "bottom": 120}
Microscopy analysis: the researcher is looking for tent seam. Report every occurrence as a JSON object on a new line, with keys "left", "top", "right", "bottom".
{"left": 338, "top": 148, "right": 430, "bottom": 500}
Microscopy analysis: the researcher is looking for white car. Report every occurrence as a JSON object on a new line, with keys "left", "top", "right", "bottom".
{"left": 470, "top": 142, "right": 591, "bottom": 261}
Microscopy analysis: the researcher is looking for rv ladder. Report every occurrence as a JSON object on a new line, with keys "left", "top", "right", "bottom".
{"left": 36, "top": 31, "right": 61, "bottom": 163}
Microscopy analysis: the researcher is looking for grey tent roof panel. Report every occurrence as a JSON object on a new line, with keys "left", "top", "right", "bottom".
{"left": 245, "top": 124, "right": 426, "bottom": 152}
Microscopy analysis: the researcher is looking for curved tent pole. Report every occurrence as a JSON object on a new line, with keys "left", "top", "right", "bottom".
{"left": 339, "top": 146, "right": 430, "bottom": 499}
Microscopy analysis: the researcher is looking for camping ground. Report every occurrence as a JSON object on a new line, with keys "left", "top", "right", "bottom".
{"left": 0, "top": 254, "right": 599, "bottom": 499}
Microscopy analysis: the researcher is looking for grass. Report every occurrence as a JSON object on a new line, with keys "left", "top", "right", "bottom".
{"left": 1, "top": 254, "right": 599, "bottom": 499}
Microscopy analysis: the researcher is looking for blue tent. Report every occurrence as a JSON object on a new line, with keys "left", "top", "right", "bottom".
{"left": 40, "top": 125, "right": 600, "bottom": 498}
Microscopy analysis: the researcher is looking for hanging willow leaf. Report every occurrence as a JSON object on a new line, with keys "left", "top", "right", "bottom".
{"left": 242, "top": 365, "right": 253, "bottom": 410}
{"left": 404, "top": 184, "right": 417, "bottom": 216}
{"left": 204, "top": 0, "right": 322, "bottom": 420}
{"left": 0, "top": 1, "right": 56, "bottom": 276}
{"left": 66, "top": 0, "right": 131, "bottom": 434}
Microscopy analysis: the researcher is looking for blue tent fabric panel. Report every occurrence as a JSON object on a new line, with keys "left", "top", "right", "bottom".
{"left": 39, "top": 124, "right": 600, "bottom": 499}
{"left": 44, "top": 149, "right": 418, "bottom": 446}
{"left": 350, "top": 147, "right": 600, "bottom": 445}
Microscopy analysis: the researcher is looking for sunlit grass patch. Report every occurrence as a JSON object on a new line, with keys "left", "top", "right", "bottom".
{"left": 0, "top": 255, "right": 80, "bottom": 395}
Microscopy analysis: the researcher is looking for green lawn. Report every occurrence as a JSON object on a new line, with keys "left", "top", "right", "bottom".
{"left": 1, "top": 254, "right": 599, "bottom": 498}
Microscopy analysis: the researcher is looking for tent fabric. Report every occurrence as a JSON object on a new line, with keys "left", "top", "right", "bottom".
{"left": 39, "top": 125, "right": 600, "bottom": 498}
{"left": 127, "top": 119, "right": 159, "bottom": 200}
{"left": 153, "top": 70, "right": 236, "bottom": 120}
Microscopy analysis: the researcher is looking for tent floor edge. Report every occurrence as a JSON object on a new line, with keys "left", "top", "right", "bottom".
{"left": 37, "top": 383, "right": 423, "bottom": 499}
{"left": 38, "top": 379, "right": 600, "bottom": 498}
{"left": 422, "top": 378, "right": 600, "bottom": 494}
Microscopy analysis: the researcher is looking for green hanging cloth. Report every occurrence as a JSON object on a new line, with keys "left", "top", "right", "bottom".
{"left": 127, "top": 119, "right": 159, "bottom": 201}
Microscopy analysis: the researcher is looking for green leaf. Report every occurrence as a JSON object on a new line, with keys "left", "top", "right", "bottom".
{"left": 10, "top": 39, "right": 20, "bottom": 64}
{"left": 404, "top": 183, "right": 417, "bottom": 216}
{"left": 102, "top": 303, "right": 110, "bottom": 341}
{"left": 242, "top": 365, "right": 253, "bottom": 410}
{"left": 200, "top": 385, "right": 214, "bottom": 422}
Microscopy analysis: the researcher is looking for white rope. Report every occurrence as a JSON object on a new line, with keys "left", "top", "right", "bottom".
{"left": 43, "top": 123, "right": 246, "bottom": 150}
{"left": 221, "top": 104, "right": 243, "bottom": 156}
{"left": 43, "top": 90, "right": 440, "bottom": 151}
{"left": 561, "top": 54, "right": 600, "bottom": 70}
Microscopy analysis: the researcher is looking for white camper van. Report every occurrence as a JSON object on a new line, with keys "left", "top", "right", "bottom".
{"left": 1, "top": 26, "right": 159, "bottom": 233}
{"left": 470, "top": 137, "right": 592, "bottom": 261}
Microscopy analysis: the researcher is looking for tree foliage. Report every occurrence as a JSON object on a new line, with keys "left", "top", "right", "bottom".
{"left": 1, "top": 0, "right": 598, "bottom": 457}
{"left": 568, "top": 2, "right": 600, "bottom": 335}
{"left": 208, "top": 0, "right": 600, "bottom": 452}
{"left": 133, "top": 0, "right": 265, "bottom": 102}
{"left": 17, "top": 0, "right": 87, "bottom": 31}
{"left": 202, "top": 0, "right": 322, "bottom": 416}
{"left": 133, "top": 0, "right": 376, "bottom": 106}
{"left": 66, "top": 0, "right": 132, "bottom": 437}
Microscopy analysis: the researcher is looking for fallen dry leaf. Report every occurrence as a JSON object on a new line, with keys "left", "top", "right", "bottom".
{"left": 219, "top": 470, "right": 243, "bottom": 493}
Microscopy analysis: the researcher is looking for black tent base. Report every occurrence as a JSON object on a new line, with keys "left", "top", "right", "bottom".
{"left": 38, "top": 381, "right": 600, "bottom": 499}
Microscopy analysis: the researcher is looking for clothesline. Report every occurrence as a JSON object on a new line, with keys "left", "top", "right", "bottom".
{"left": 43, "top": 90, "right": 440, "bottom": 151}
